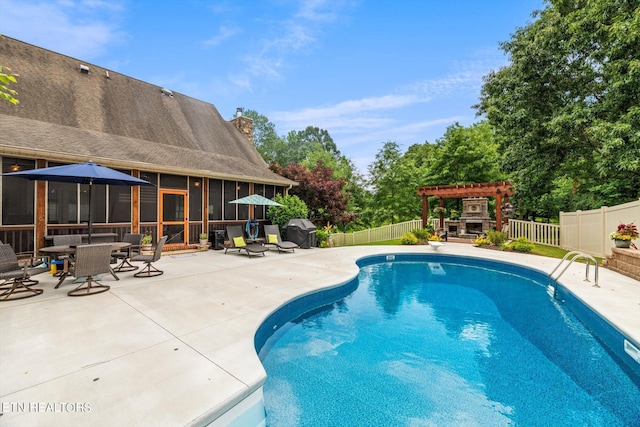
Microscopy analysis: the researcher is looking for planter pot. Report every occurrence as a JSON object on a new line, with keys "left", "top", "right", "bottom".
{"left": 614, "top": 239, "right": 631, "bottom": 248}
{"left": 141, "top": 243, "right": 153, "bottom": 255}
{"left": 199, "top": 239, "right": 208, "bottom": 246}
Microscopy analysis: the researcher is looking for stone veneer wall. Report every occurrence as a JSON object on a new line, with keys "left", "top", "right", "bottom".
{"left": 230, "top": 116, "right": 254, "bottom": 145}
{"left": 605, "top": 248, "right": 640, "bottom": 282}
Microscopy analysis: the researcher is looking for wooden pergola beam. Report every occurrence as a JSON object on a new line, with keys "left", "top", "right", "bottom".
{"left": 417, "top": 181, "right": 514, "bottom": 229}
{"left": 417, "top": 181, "right": 514, "bottom": 198}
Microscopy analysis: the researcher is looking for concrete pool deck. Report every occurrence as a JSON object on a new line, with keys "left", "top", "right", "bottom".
{"left": 1, "top": 244, "right": 639, "bottom": 426}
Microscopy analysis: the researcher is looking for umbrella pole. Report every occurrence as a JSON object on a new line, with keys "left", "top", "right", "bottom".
{"left": 88, "top": 180, "right": 92, "bottom": 244}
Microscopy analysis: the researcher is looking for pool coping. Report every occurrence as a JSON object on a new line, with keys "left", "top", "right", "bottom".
{"left": 1, "top": 244, "right": 638, "bottom": 426}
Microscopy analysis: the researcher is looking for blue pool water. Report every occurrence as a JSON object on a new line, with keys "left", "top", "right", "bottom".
{"left": 257, "top": 254, "right": 640, "bottom": 426}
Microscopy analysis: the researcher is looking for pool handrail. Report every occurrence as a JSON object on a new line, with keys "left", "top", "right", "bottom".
{"left": 548, "top": 251, "right": 599, "bottom": 299}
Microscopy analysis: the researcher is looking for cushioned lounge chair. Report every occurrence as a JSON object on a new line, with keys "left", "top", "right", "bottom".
{"left": 225, "top": 225, "right": 268, "bottom": 257}
{"left": 264, "top": 224, "right": 299, "bottom": 253}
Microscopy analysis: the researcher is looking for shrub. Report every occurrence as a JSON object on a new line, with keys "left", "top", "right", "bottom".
{"left": 474, "top": 236, "right": 491, "bottom": 247}
{"left": 486, "top": 230, "right": 508, "bottom": 246}
{"left": 510, "top": 237, "right": 534, "bottom": 252}
{"left": 428, "top": 233, "right": 442, "bottom": 242}
{"left": 316, "top": 228, "right": 328, "bottom": 246}
{"left": 315, "top": 222, "right": 334, "bottom": 248}
{"left": 267, "top": 194, "right": 308, "bottom": 230}
{"left": 412, "top": 228, "right": 430, "bottom": 241}
{"left": 401, "top": 232, "right": 418, "bottom": 245}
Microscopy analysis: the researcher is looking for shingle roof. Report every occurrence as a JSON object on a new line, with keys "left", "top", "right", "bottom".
{"left": 0, "top": 36, "right": 294, "bottom": 186}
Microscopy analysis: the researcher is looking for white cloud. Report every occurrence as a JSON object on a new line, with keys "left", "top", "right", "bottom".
{"left": 1, "top": 0, "right": 126, "bottom": 59}
{"left": 203, "top": 24, "right": 241, "bottom": 46}
{"left": 237, "top": 0, "right": 352, "bottom": 84}
{"left": 270, "top": 94, "right": 429, "bottom": 131}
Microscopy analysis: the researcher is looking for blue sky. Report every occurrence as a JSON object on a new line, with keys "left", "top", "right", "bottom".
{"left": 2, "top": 0, "right": 545, "bottom": 174}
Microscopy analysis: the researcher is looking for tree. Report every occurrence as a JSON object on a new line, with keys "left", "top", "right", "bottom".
{"left": 368, "top": 141, "right": 422, "bottom": 225}
{"left": 0, "top": 65, "right": 19, "bottom": 105}
{"left": 429, "top": 121, "right": 503, "bottom": 185}
{"left": 271, "top": 161, "right": 357, "bottom": 226}
{"left": 477, "top": 0, "right": 640, "bottom": 215}
{"left": 243, "top": 109, "right": 287, "bottom": 165}
{"left": 282, "top": 126, "right": 341, "bottom": 166}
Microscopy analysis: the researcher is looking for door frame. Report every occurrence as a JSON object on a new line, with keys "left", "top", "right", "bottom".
{"left": 159, "top": 189, "right": 189, "bottom": 246}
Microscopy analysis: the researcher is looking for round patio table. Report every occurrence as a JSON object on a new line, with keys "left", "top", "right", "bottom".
{"left": 40, "top": 242, "right": 131, "bottom": 289}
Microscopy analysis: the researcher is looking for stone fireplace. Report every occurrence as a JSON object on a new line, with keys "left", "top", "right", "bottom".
{"left": 445, "top": 197, "right": 495, "bottom": 237}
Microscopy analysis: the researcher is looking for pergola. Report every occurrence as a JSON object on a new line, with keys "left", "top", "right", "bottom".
{"left": 417, "top": 181, "right": 514, "bottom": 230}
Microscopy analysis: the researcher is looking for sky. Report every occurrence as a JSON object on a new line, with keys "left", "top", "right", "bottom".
{"left": 1, "top": 0, "right": 546, "bottom": 175}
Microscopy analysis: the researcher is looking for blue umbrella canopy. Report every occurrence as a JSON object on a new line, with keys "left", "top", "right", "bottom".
{"left": 229, "top": 194, "right": 282, "bottom": 206}
{"left": 3, "top": 160, "right": 152, "bottom": 186}
{"left": 3, "top": 161, "right": 153, "bottom": 242}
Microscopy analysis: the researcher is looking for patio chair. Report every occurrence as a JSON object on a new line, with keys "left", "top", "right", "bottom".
{"left": 264, "top": 224, "right": 299, "bottom": 253}
{"left": 52, "top": 234, "right": 83, "bottom": 264}
{"left": 0, "top": 244, "right": 46, "bottom": 301}
{"left": 67, "top": 243, "right": 114, "bottom": 297}
{"left": 112, "top": 233, "right": 143, "bottom": 272}
{"left": 53, "top": 234, "right": 83, "bottom": 246}
{"left": 131, "top": 236, "right": 167, "bottom": 277}
{"left": 225, "top": 226, "right": 268, "bottom": 257}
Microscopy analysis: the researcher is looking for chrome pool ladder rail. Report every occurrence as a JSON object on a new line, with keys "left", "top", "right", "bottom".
{"left": 548, "top": 251, "right": 599, "bottom": 299}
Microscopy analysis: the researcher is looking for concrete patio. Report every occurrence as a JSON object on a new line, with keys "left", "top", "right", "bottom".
{"left": 1, "top": 244, "right": 638, "bottom": 426}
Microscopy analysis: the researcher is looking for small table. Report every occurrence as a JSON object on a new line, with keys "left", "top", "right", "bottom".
{"left": 40, "top": 242, "right": 131, "bottom": 288}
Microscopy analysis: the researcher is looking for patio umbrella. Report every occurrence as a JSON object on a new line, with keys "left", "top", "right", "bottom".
{"left": 228, "top": 194, "right": 282, "bottom": 206}
{"left": 3, "top": 161, "right": 153, "bottom": 243}
{"left": 229, "top": 194, "right": 282, "bottom": 239}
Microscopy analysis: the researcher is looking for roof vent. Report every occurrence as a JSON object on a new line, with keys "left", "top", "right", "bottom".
{"left": 80, "top": 64, "right": 90, "bottom": 74}
{"left": 160, "top": 88, "right": 173, "bottom": 98}
{"left": 235, "top": 107, "right": 243, "bottom": 118}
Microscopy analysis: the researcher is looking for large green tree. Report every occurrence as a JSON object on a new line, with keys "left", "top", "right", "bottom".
{"left": 243, "top": 109, "right": 286, "bottom": 165}
{"left": 271, "top": 161, "right": 357, "bottom": 226}
{"left": 368, "top": 141, "right": 422, "bottom": 225}
{"left": 477, "top": 0, "right": 640, "bottom": 215}
{"left": 429, "top": 121, "right": 503, "bottom": 185}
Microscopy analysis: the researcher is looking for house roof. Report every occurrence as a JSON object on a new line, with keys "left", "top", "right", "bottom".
{"left": 0, "top": 36, "right": 295, "bottom": 186}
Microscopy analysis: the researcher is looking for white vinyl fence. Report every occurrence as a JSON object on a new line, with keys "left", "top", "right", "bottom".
{"left": 507, "top": 219, "right": 560, "bottom": 247}
{"left": 560, "top": 199, "right": 640, "bottom": 258}
{"left": 330, "top": 219, "right": 423, "bottom": 247}
{"left": 328, "top": 200, "right": 639, "bottom": 257}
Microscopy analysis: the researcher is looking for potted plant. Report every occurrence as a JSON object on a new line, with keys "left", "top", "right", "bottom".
{"left": 609, "top": 222, "right": 638, "bottom": 248}
{"left": 199, "top": 232, "right": 209, "bottom": 246}
{"left": 433, "top": 206, "right": 446, "bottom": 215}
{"left": 141, "top": 231, "right": 153, "bottom": 254}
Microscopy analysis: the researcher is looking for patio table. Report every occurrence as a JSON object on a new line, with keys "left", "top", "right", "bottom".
{"left": 40, "top": 242, "right": 131, "bottom": 289}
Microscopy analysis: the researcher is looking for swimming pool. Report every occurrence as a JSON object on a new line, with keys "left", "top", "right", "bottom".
{"left": 256, "top": 254, "right": 640, "bottom": 426}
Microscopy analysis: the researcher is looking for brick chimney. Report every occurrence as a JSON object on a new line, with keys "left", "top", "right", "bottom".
{"left": 230, "top": 107, "right": 254, "bottom": 145}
